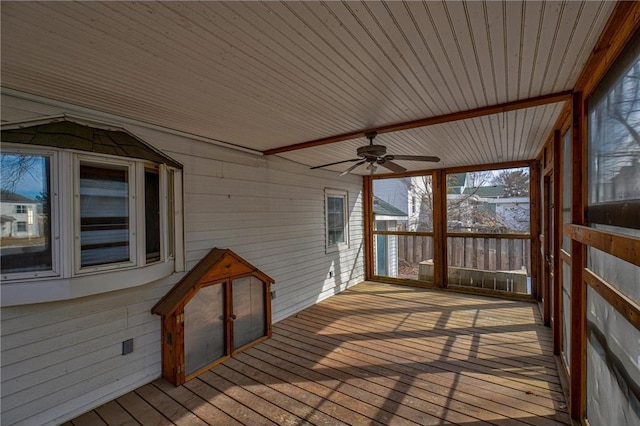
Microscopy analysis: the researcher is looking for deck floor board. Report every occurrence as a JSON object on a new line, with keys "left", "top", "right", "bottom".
{"left": 69, "top": 282, "right": 570, "bottom": 426}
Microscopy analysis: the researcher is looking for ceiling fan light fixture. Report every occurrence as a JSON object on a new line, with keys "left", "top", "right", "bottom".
{"left": 309, "top": 131, "right": 439, "bottom": 176}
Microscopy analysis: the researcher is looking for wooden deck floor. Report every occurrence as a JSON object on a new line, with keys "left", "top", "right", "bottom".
{"left": 66, "top": 281, "right": 570, "bottom": 426}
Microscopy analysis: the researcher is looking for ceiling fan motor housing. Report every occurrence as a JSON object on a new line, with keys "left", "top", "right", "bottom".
{"left": 357, "top": 144, "right": 387, "bottom": 158}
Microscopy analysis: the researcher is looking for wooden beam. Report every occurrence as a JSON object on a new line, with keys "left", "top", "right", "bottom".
{"left": 564, "top": 224, "right": 640, "bottom": 267}
{"left": 373, "top": 230, "right": 434, "bottom": 237}
{"left": 374, "top": 159, "right": 532, "bottom": 180}
{"left": 433, "top": 169, "right": 447, "bottom": 288}
{"left": 553, "top": 129, "right": 562, "bottom": 356}
{"left": 263, "top": 92, "right": 572, "bottom": 156}
{"left": 569, "top": 91, "right": 587, "bottom": 422}
{"left": 542, "top": 173, "right": 552, "bottom": 326}
{"left": 363, "top": 175, "right": 374, "bottom": 280}
{"left": 584, "top": 269, "right": 640, "bottom": 332}
{"left": 530, "top": 160, "right": 542, "bottom": 300}
{"left": 446, "top": 232, "right": 530, "bottom": 240}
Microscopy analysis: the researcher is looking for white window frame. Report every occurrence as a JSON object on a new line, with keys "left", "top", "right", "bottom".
{"left": 0, "top": 143, "right": 184, "bottom": 306}
{"left": 0, "top": 147, "right": 61, "bottom": 281}
{"left": 74, "top": 154, "right": 137, "bottom": 274}
{"left": 325, "top": 188, "right": 349, "bottom": 253}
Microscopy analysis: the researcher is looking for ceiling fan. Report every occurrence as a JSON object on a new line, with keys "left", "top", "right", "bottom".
{"left": 310, "top": 131, "right": 440, "bottom": 176}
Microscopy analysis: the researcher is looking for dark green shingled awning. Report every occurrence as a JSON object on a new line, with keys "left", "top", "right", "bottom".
{"left": 2, "top": 118, "right": 182, "bottom": 169}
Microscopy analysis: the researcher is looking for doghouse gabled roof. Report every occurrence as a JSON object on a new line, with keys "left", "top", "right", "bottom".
{"left": 152, "top": 248, "right": 274, "bottom": 317}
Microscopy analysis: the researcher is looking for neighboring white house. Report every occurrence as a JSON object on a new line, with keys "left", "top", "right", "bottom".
{"left": 0, "top": 191, "right": 40, "bottom": 239}
{"left": 372, "top": 196, "right": 408, "bottom": 277}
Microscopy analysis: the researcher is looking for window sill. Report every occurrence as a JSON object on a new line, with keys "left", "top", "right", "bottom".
{"left": 325, "top": 243, "right": 349, "bottom": 254}
{"left": 1, "top": 261, "right": 175, "bottom": 307}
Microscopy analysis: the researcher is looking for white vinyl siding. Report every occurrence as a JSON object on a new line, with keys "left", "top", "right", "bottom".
{"left": 0, "top": 92, "right": 364, "bottom": 426}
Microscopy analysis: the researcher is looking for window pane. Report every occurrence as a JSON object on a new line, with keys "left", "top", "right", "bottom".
{"left": 184, "top": 283, "right": 226, "bottom": 376}
{"left": 327, "top": 195, "right": 345, "bottom": 246}
{"left": 372, "top": 178, "right": 411, "bottom": 230}
{"left": 375, "top": 234, "right": 434, "bottom": 282}
{"left": 232, "top": 276, "right": 266, "bottom": 350}
{"left": 447, "top": 168, "right": 530, "bottom": 234}
{"left": 145, "top": 168, "right": 160, "bottom": 263}
{"left": 80, "top": 164, "right": 129, "bottom": 267}
{"left": 587, "top": 287, "right": 640, "bottom": 426}
{"left": 588, "top": 35, "right": 640, "bottom": 231}
{"left": 447, "top": 236, "right": 531, "bottom": 294}
{"left": 0, "top": 153, "right": 52, "bottom": 273}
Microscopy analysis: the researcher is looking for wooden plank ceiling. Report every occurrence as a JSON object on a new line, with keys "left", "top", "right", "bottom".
{"left": 1, "top": 1, "right": 614, "bottom": 174}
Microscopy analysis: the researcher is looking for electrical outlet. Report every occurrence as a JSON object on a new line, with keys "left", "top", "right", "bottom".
{"left": 271, "top": 290, "right": 276, "bottom": 300}
{"left": 122, "top": 339, "right": 133, "bottom": 355}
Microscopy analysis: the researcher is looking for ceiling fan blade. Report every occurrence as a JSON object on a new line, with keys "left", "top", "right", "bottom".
{"left": 309, "top": 158, "right": 361, "bottom": 170}
{"left": 379, "top": 159, "right": 407, "bottom": 173}
{"left": 388, "top": 155, "right": 441, "bottom": 162}
{"left": 339, "top": 160, "right": 367, "bottom": 176}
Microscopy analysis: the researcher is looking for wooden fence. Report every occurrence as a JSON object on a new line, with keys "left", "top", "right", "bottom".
{"left": 397, "top": 234, "right": 531, "bottom": 275}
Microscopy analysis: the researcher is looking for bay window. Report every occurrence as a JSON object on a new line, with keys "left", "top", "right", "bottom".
{"left": 0, "top": 117, "right": 183, "bottom": 305}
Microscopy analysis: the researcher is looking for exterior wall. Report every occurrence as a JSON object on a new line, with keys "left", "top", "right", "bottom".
{"left": 373, "top": 178, "right": 409, "bottom": 217}
{"left": 0, "top": 92, "right": 365, "bottom": 425}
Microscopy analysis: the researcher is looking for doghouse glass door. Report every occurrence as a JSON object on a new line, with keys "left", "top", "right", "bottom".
{"left": 184, "top": 282, "right": 226, "bottom": 375}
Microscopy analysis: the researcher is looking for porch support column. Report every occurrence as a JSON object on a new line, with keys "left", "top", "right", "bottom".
{"left": 432, "top": 169, "right": 447, "bottom": 288}
{"left": 569, "top": 90, "right": 587, "bottom": 421}
{"left": 552, "top": 129, "right": 562, "bottom": 355}
{"left": 363, "top": 175, "right": 374, "bottom": 280}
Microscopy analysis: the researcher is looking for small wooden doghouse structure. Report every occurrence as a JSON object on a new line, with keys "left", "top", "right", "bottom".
{"left": 152, "top": 248, "right": 274, "bottom": 386}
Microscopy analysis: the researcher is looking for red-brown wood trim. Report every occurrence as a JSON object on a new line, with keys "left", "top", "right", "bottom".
{"left": 184, "top": 354, "right": 230, "bottom": 384}
{"left": 569, "top": 91, "right": 587, "bottom": 422}
{"left": 372, "top": 230, "right": 434, "bottom": 237}
{"left": 225, "top": 280, "right": 234, "bottom": 356}
{"left": 553, "top": 130, "right": 563, "bottom": 355}
{"left": 542, "top": 173, "right": 552, "bottom": 326}
{"left": 574, "top": 1, "right": 640, "bottom": 98}
{"left": 446, "top": 232, "right": 531, "bottom": 240}
{"left": 530, "top": 160, "right": 542, "bottom": 300}
{"left": 374, "top": 160, "right": 533, "bottom": 180}
{"left": 584, "top": 268, "right": 640, "bottom": 332}
{"left": 265, "top": 282, "right": 273, "bottom": 338}
{"left": 363, "top": 175, "right": 374, "bottom": 280}
{"left": 231, "top": 335, "right": 271, "bottom": 357}
{"left": 433, "top": 169, "right": 447, "bottom": 288}
{"left": 263, "top": 92, "right": 572, "bottom": 155}
{"left": 560, "top": 250, "right": 572, "bottom": 265}
{"left": 565, "top": 224, "right": 640, "bottom": 267}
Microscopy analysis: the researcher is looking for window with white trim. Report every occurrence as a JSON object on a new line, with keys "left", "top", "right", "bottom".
{"left": 0, "top": 118, "right": 184, "bottom": 305}
{"left": 325, "top": 188, "right": 349, "bottom": 252}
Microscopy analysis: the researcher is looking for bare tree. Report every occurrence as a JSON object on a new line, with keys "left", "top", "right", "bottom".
{"left": 1, "top": 154, "right": 40, "bottom": 193}
{"left": 492, "top": 169, "right": 529, "bottom": 197}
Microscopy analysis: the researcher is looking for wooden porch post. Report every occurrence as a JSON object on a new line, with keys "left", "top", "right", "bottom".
{"left": 569, "top": 90, "right": 587, "bottom": 421}
{"left": 363, "top": 175, "right": 374, "bottom": 280}
{"left": 530, "top": 160, "right": 541, "bottom": 300}
{"left": 552, "top": 129, "right": 562, "bottom": 355}
{"left": 432, "top": 169, "right": 447, "bottom": 288}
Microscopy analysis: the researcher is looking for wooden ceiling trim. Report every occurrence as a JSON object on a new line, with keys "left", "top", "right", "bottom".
{"left": 574, "top": 1, "right": 640, "bottom": 97}
{"left": 263, "top": 90, "right": 571, "bottom": 156}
